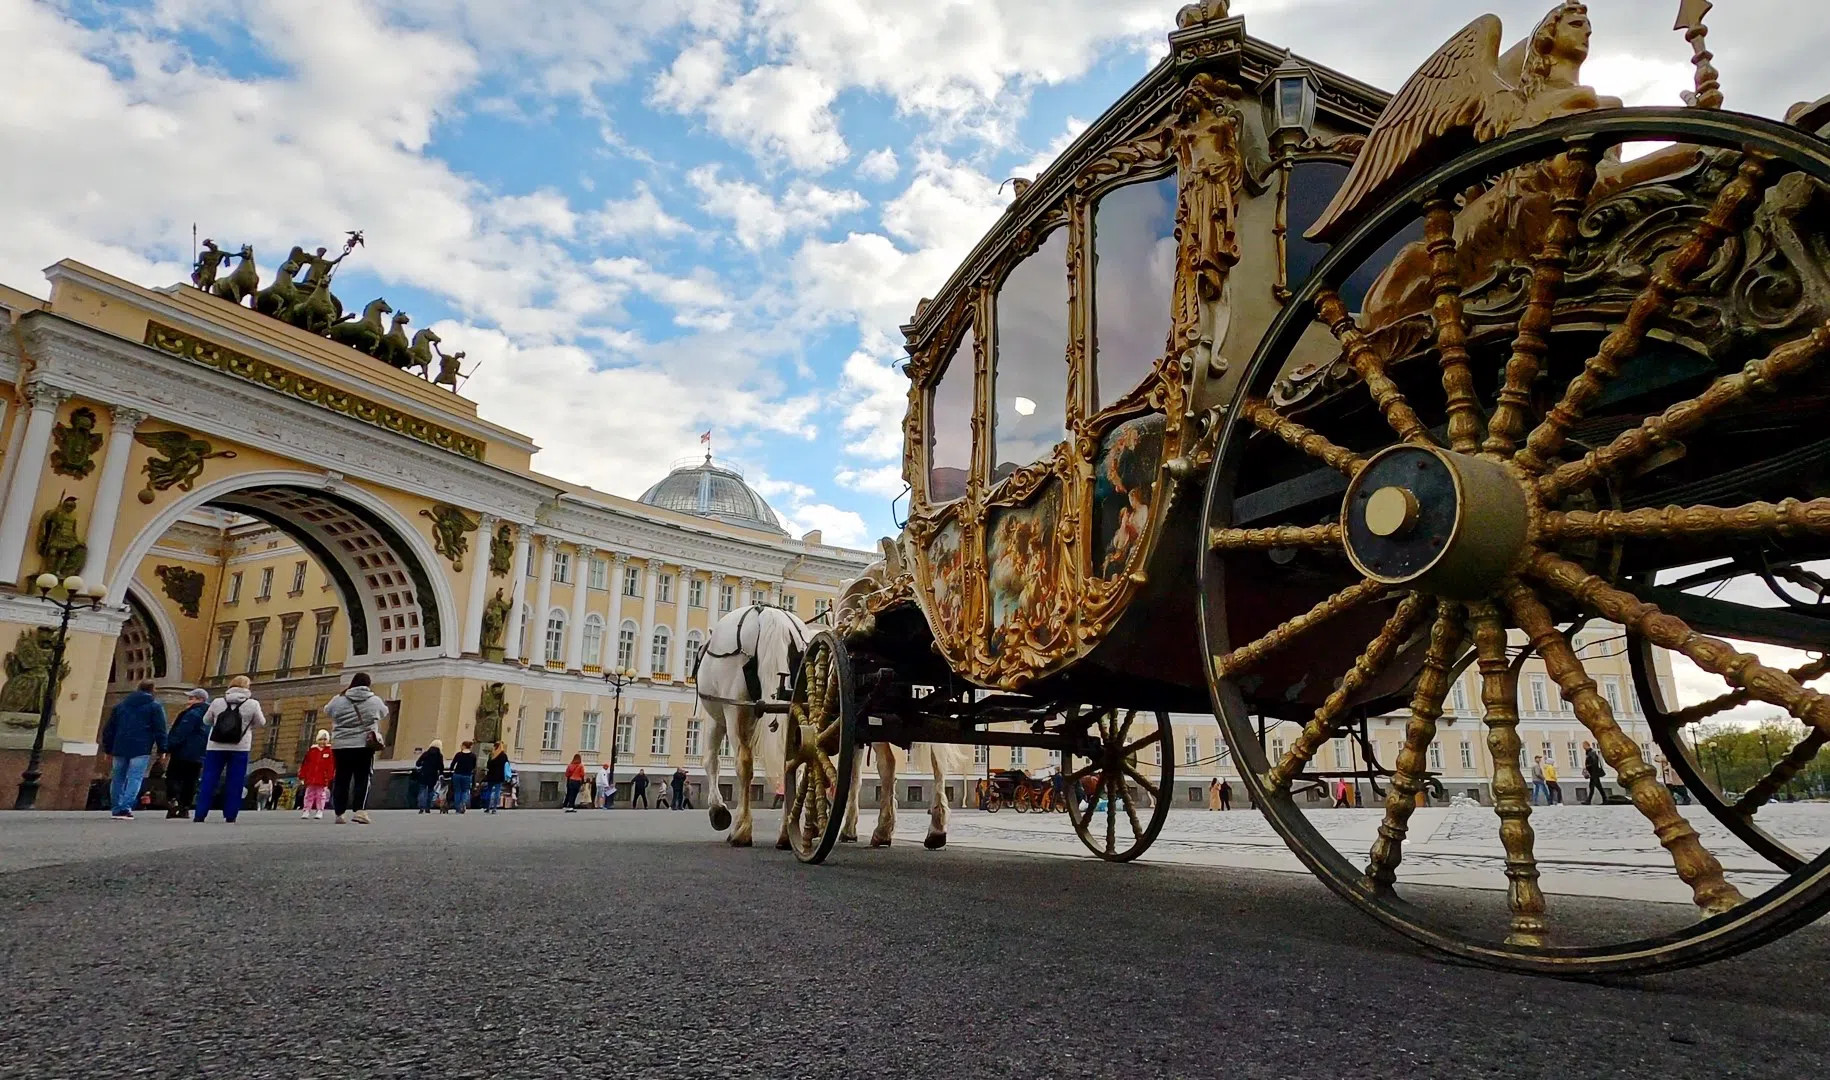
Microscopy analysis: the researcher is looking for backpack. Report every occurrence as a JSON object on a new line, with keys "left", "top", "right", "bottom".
{"left": 211, "top": 700, "right": 247, "bottom": 744}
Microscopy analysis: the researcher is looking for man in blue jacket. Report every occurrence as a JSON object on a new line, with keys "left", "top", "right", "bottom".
{"left": 163, "top": 688, "right": 211, "bottom": 818}
{"left": 100, "top": 680, "right": 168, "bottom": 820}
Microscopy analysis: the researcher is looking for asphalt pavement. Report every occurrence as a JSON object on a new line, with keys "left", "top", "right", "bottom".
{"left": 3, "top": 809, "right": 1828, "bottom": 1079}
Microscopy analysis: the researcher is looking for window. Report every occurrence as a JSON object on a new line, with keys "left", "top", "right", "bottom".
{"left": 685, "top": 630, "right": 704, "bottom": 678}
{"left": 290, "top": 560, "right": 307, "bottom": 596}
{"left": 1184, "top": 734, "right": 1199, "bottom": 765}
{"left": 581, "top": 710, "right": 601, "bottom": 753}
{"left": 582, "top": 615, "right": 604, "bottom": 670}
{"left": 1430, "top": 743, "right": 1443, "bottom": 770}
{"left": 689, "top": 578, "right": 705, "bottom": 608}
{"left": 974, "top": 744, "right": 989, "bottom": 765}
{"left": 542, "top": 708, "right": 563, "bottom": 752}
{"left": 310, "top": 612, "right": 335, "bottom": 674}
{"left": 719, "top": 584, "right": 734, "bottom": 613}
{"left": 588, "top": 557, "right": 608, "bottom": 591}
{"left": 1010, "top": 744, "right": 1026, "bottom": 765}
{"left": 1461, "top": 740, "right": 1474, "bottom": 770}
{"left": 552, "top": 551, "right": 571, "bottom": 584}
{"left": 1529, "top": 675, "right": 1548, "bottom": 714}
{"left": 513, "top": 711, "right": 525, "bottom": 752}
{"left": 245, "top": 621, "right": 266, "bottom": 675}
{"left": 517, "top": 605, "right": 531, "bottom": 656}
{"left": 256, "top": 567, "right": 273, "bottom": 601}
{"left": 1568, "top": 742, "right": 1580, "bottom": 769}
{"left": 1450, "top": 679, "right": 1468, "bottom": 714}
{"left": 651, "top": 714, "right": 670, "bottom": 756}
{"left": 297, "top": 709, "right": 318, "bottom": 759}
{"left": 992, "top": 228, "right": 1069, "bottom": 479}
{"left": 275, "top": 616, "right": 300, "bottom": 679}
{"left": 651, "top": 627, "right": 670, "bottom": 675}
{"left": 1048, "top": 748, "right": 1061, "bottom": 765}
{"left": 658, "top": 574, "right": 673, "bottom": 603}
{"left": 226, "top": 572, "right": 243, "bottom": 605}
{"left": 686, "top": 718, "right": 702, "bottom": 758}
{"left": 1092, "top": 175, "right": 1177, "bottom": 409}
{"left": 623, "top": 566, "right": 641, "bottom": 597}
{"left": 214, "top": 625, "right": 235, "bottom": 678}
{"left": 751, "top": 588, "right": 767, "bottom": 606}
{"left": 1271, "top": 736, "right": 1286, "bottom": 761}
{"left": 781, "top": 593, "right": 797, "bottom": 614}
{"left": 1602, "top": 677, "right": 1623, "bottom": 714}
{"left": 1542, "top": 740, "right": 1553, "bottom": 763}
{"left": 1332, "top": 738, "right": 1349, "bottom": 769}
{"left": 719, "top": 733, "right": 731, "bottom": 758}
{"left": 615, "top": 713, "right": 634, "bottom": 755}
{"left": 928, "top": 324, "right": 975, "bottom": 502}
{"left": 544, "top": 610, "right": 566, "bottom": 667}
{"left": 617, "top": 621, "right": 637, "bottom": 671}
{"left": 814, "top": 598, "right": 830, "bottom": 620}
{"left": 526, "top": 551, "right": 536, "bottom": 577}
{"left": 1284, "top": 159, "right": 1422, "bottom": 310}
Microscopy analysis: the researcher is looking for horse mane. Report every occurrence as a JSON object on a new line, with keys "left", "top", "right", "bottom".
{"left": 753, "top": 605, "right": 810, "bottom": 698}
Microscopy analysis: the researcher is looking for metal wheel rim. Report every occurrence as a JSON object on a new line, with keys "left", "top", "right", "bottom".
{"left": 1064, "top": 708, "right": 1175, "bottom": 863}
{"left": 784, "top": 630, "right": 858, "bottom": 865}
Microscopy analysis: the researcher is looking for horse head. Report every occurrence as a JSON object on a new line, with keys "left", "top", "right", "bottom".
{"left": 362, "top": 298, "right": 393, "bottom": 320}
{"left": 237, "top": 244, "right": 254, "bottom": 260}
{"left": 388, "top": 311, "right": 411, "bottom": 330}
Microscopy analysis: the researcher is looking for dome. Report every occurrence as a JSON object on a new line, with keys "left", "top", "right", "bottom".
{"left": 639, "top": 454, "right": 786, "bottom": 535}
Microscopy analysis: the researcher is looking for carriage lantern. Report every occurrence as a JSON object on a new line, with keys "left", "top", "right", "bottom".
{"left": 1265, "top": 52, "right": 1319, "bottom": 149}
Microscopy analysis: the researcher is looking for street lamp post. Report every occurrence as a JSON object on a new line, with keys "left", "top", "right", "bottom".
{"left": 602, "top": 667, "right": 635, "bottom": 806}
{"left": 14, "top": 573, "right": 107, "bottom": 810}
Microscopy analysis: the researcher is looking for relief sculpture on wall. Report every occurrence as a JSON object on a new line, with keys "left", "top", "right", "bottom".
{"left": 0, "top": 627, "right": 69, "bottom": 718}
{"left": 155, "top": 564, "right": 206, "bottom": 618}
{"left": 49, "top": 408, "right": 103, "bottom": 479}
{"left": 421, "top": 503, "right": 478, "bottom": 572}
{"left": 134, "top": 431, "right": 237, "bottom": 504}
{"left": 35, "top": 496, "right": 85, "bottom": 580}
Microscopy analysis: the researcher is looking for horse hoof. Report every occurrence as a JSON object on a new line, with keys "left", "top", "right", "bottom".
{"left": 870, "top": 835, "right": 893, "bottom": 848}
{"left": 775, "top": 837, "right": 792, "bottom": 851}
{"left": 709, "top": 806, "right": 732, "bottom": 831}
{"left": 840, "top": 832, "right": 858, "bottom": 844}
{"left": 728, "top": 834, "right": 753, "bottom": 848}
{"left": 924, "top": 833, "right": 947, "bottom": 850}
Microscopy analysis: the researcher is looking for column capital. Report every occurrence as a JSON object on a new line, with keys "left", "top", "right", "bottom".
{"left": 575, "top": 544, "right": 597, "bottom": 559}
{"left": 611, "top": 552, "right": 629, "bottom": 566}
{"left": 738, "top": 576, "right": 754, "bottom": 589}
{"left": 708, "top": 571, "right": 725, "bottom": 584}
{"left": 477, "top": 512, "right": 499, "bottom": 529}
{"left": 23, "top": 382, "right": 70, "bottom": 411}
{"left": 108, "top": 406, "right": 149, "bottom": 431}
{"left": 646, "top": 557, "right": 666, "bottom": 572}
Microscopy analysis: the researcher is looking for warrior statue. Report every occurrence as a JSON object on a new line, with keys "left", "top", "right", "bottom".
{"left": 191, "top": 239, "right": 233, "bottom": 291}
{"left": 0, "top": 628, "right": 68, "bottom": 715}
{"left": 35, "top": 496, "right": 85, "bottom": 580}
{"left": 480, "top": 588, "right": 511, "bottom": 653}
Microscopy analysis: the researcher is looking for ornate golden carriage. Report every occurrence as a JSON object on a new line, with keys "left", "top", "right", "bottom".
{"left": 783, "top": 0, "right": 1830, "bottom": 975}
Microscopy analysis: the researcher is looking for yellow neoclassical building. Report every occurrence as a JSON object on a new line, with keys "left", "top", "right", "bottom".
{"left": 0, "top": 260, "right": 871, "bottom": 809}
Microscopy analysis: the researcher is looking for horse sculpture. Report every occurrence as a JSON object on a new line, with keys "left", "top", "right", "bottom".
{"left": 696, "top": 604, "right": 961, "bottom": 849}
{"left": 376, "top": 312, "right": 412, "bottom": 368}
{"left": 407, "top": 328, "right": 442, "bottom": 377}
{"left": 328, "top": 298, "right": 392, "bottom": 354}
{"left": 255, "top": 257, "right": 304, "bottom": 320}
{"left": 210, "top": 245, "right": 259, "bottom": 305}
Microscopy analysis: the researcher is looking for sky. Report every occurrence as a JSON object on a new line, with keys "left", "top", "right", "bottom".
{"left": 5, "top": 0, "right": 1826, "bottom": 717}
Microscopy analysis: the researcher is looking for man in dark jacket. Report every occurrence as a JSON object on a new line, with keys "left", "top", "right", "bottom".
{"left": 671, "top": 767, "right": 690, "bottom": 810}
{"left": 163, "top": 688, "right": 211, "bottom": 818}
{"left": 632, "top": 769, "right": 649, "bottom": 808}
{"left": 1582, "top": 741, "right": 1607, "bottom": 805}
{"left": 101, "top": 681, "right": 168, "bottom": 820}
{"left": 448, "top": 741, "right": 478, "bottom": 813}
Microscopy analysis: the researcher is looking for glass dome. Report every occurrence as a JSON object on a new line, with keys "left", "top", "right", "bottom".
{"left": 638, "top": 454, "right": 787, "bottom": 535}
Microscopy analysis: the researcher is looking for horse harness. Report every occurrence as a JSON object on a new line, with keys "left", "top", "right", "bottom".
{"left": 696, "top": 605, "right": 807, "bottom": 730}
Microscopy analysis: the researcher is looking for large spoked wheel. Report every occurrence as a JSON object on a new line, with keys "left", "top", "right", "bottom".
{"left": 1201, "top": 108, "right": 1830, "bottom": 975}
{"left": 783, "top": 630, "right": 859, "bottom": 865}
{"left": 1064, "top": 708, "right": 1174, "bottom": 862}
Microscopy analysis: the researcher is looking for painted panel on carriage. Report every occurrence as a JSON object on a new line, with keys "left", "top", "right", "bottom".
{"left": 986, "top": 479, "right": 1065, "bottom": 656}
{"left": 1093, "top": 175, "right": 1178, "bottom": 411}
{"left": 926, "top": 519, "right": 968, "bottom": 642}
{"left": 1091, "top": 413, "right": 1165, "bottom": 580}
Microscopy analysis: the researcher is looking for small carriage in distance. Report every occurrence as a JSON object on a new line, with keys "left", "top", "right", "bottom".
{"left": 776, "top": 0, "right": 1830, "bottom": 976}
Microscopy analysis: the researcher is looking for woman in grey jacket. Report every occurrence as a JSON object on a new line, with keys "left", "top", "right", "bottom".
{"left": 326, "top": 672, "right": 389, "bottom": 824}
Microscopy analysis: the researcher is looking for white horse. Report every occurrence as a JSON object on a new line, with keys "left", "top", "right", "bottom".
{"left": 696, "top": 604, "right": 962, "bottom": 849}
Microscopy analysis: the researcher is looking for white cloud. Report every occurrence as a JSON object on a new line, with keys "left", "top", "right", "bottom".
{"left": 487, "top": 189, "right": 578, "bottom": 238}
{"left": 652, "top": 42, "right": 849, "bottom": 173}
{"left": 585, "top": 183, "right": 691, "bottom": 240}
{"left": 779, "top": 502, "right": 872, "bottom": 548}
{"left": 835, "top": 337, "right": 908, "bottom": 459}
{"left": 834, "top": 465, "right": 906, "bottom": 500}
{"left": 687, "top": 166, "right": 867, "bottom": 251}
{"left": 856, "top": 147, "right": 900, "bottom": 182}
{"left": 1009, "top": 116, "right": 1090, "bottom": 186}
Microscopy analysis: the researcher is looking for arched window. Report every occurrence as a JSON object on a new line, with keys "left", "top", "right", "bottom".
{"left": 617, "top": 620, "right": 638, "bottom": 671}
{"left": 545, "top": 609, "right": 567, "bottom": 666}
{"left": 518, "top": 604, "right": 531, "bottom": 655}
{"left": 651, "top": 626, "right": 671, "bottom": 675}
{"left": 685, "top": 630, "right": 704, "bottom": 679}
{"left": 582, "top": 614, "right": 605, "bottom": 670}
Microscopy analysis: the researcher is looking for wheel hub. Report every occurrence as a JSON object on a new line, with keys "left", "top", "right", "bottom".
{"left": 1342, "top": 444, "right": 1530, "bottom": 600}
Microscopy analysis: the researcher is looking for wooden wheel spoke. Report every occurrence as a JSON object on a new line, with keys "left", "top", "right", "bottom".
{"left": 1068, "top": 761, "right": 1100, "bottom": 785}
{"left": 1239, "top": 398, "right": 1367, "bottom": 478}
{"left": 1481, "top": 145, "right": 1599, "bottom": 459}
{"left": 1517, "top": 154, "right": 1775, "bottom": 473}
{"left": 1118, "top": 732, "right": 1159, "bottom": 761}
{"left": 1542, "top": 498, "right": 1830, "bottom": 543}
{"left": 1317, "top": 290, "right": 1432, "bottom": 446}
{"left": 1366, "top": 601, "right": 1466, "bottom": 893}
{"left": 789, "top": 767, "right": 811, "bottom": 825}
{"left": 1105, "top": 775, "right": 1117, "bottom": 855}
{"left": 1121, "top": 763, "right": 1159, "bottom": 800}
{"left": 1208, "top": 523, "right": 1343, "bottom": 552}
{"left": 1539, "top": 322, "right": 1830, "bottom": 503}
{"left": 1529, "top": 550, "right": 1830, "bottom": 741}
{"left": 1505, "top": 579, "right": 1746, "bottom": 916}
{"left": 1670, "top": 655, "right": 1830, "bottom": 727}
{"left": 1116, "top": 778, "right": 1147, "bottom": 839}
{"left": 1735, "top": 730, "right": 1830, "bottom": 815}
{"left": 1422, "top": 197, "right": 1484, "bottom": 454}
{"left": 1467, "top": 601, "right": 1550, "bottom": 946}
{"left": 1211, "top": 578, "right": 1387, "bottom": 681}
{"left": 1266, "top": 594, "right": 1431, "bottom": 790}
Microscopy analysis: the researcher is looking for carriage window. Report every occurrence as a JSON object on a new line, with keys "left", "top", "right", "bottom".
{"left": 992, "top": 228, "right": 1070, "bottom": 480}
{"left": 1285, "top": 160, "right": 1423, "bottom": 311}
{"left": 927, "top": 326, "right": 975, "bottom": 502}
{"left": 1093, "top": 175, "right": 1177, "bottom": 410}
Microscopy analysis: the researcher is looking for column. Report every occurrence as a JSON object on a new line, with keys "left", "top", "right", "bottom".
{"left": 739, "top": 576, "right": 755, "bottom": 609}
{"left": 79, "top": 406, "right": 147, "bottom": 585}
{"left": 709, "top": 572, "right": 725, "bottom": 618}
{"left": 502, "top": 525, "right": 532, "bottom": 663}
{"left": 566, "top": 544, "right": 595, "bottom": 671}
{"left": 638, "top": 558, "right": 662, "bottom": 678}
{"left": 671, "top": 565, "right": 693, "bottom": 679}
{"left": 530, "top": 533, "right": 556, "bottom": 667}
{"left": 605, "top": 553, "right": 628, "bottom": 672}
{"left": 0, "top": 383, "right": 70, "bottom": 585}
{"left": 461, "top": 513, "right": 498, "bottom": 655}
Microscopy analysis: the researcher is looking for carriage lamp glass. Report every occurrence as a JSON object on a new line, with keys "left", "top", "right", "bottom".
{"left": 1268, "top": 54, "right": 1318, "bottom": 141}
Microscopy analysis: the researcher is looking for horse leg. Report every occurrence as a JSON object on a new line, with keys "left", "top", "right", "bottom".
{"left": 871, "top": 743, "right": 897, "bottom": 847}
{"left": 704, "top": 707, "right": 731, "bottom": 833}
{"left": 841, "top": 745, "right": 865, "bottom": 843}
{"left": 924, "top": 746, "right": 952, "bottom": 850}
{"left": 730, "top": 709, "right": 755, "bottom": 847}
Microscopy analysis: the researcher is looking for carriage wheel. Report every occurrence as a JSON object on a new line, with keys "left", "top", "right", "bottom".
{"left": 984, "top": 784, "right": 1003, "bottom": 813}
{"left": 1202, "top": 108, "right": 1830, "bottom": 975}
{"left": 1064, "top": 708, "right": 1174, "bottom": 862}
{"left": 783, "top": 630, "right": 859, "bottom": 865}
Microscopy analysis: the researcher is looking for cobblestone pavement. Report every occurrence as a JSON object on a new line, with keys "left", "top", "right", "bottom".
{"left": 5, "top": 809, "right": 1830, "bottom": 1079}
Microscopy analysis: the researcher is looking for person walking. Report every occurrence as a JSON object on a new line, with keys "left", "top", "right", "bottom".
{"left": 299, "top": 730, "right": 335, "bottom": 819}
{"left": 632, "top": 769, "right": 649, "bottom": 809}
{"left": 195, "top": 676, "right": 267, "bottom": 824}
{"left": 1530, "top": 756, "right": 1549, "bottom": 806}
{"left": 1543, "top": 756, "right": 1562, "bottom": 805}
{"left": 597, "top": 760, "right": 614, "bottom": 809}
{"left": 101, "top": 680, "right": 168, "bottom": 820}
{"left": 1207, "top": 777, "right": 1221, "bottom": 811}
{"left": 1582, "top": 741, "right": 1607, "bottom": 805}
{"left": 1219, "top": 780, "right": 1233, "bottom": 811}
{"left": 484, "top": 742, "right": 509, "bottom": 813}
{"left": 1657, "top": 756, "right": 1692, "bottom": 805}
{"left": 563, "top": 754, "right": 586, "bottom": 812}
{"left": 448, "top": 741, "right": 478, "bottom": 814}
{"left": 671, "top": 766, "right": 687, "bottom": 811}
{"left": 164, "top": 688, "right": 211, "bottom": 818}
{"left": 326, "top": 672, "right": 388, "bottom": 825}
{"left": 1332, "top": 778, "right": 1350, "bottom": 808}
{"left": 253, "top": 776, "right": 273, "bottom": 812}
{"left": 414, "top": 740, "right": 445, "bottom": 814}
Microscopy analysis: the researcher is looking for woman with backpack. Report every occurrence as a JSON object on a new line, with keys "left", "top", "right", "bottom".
{"left": 194, "top": 675, "right": 268, "bottom": 824}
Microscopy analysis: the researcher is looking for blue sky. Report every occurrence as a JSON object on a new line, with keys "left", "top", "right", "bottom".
{"left": 3, "top": 0, "right": 1820, "bottom": 548}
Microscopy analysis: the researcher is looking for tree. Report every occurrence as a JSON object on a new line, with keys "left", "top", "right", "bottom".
{"left": 1687, "top": 715, "right": 1828, "bottom": 800}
